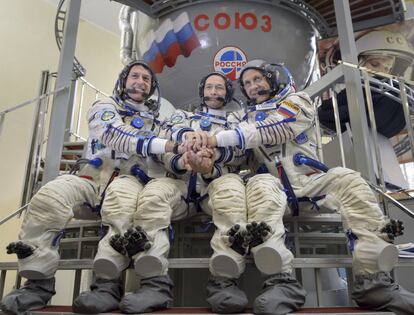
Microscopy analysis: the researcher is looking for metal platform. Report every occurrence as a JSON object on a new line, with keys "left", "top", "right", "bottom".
{"left": 25, "top": 306, "right": 396, "bottom": 315}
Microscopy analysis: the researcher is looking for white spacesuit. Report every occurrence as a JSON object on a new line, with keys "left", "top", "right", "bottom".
{"left": 70, "top": 60, "right": 190, "bottom": 314}
{"left": 193, "top": 63, "right": 310, "bottom": 314}
{"left": 203, "top": 59, "right": 411, "bottom": 315}
{"left": 0, "top": 60, "right": 182, "bottom": 315}
{"left": 0, "top": 102, "right": 121, "bottom": 315}
{"left": 115, "top": 72, "right": 246, "bottom": 314}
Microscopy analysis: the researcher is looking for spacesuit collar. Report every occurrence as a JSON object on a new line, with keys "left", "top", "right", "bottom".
{"left": 123, "top": 98, "right": 150, "bottom": 113}
{"left": 202, "top": 106, "right": 226, "bottom": 118}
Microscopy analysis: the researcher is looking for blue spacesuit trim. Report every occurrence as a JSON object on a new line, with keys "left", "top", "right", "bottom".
{"left": 171, "top": 154, "right": 187, "bottom": 174}
{"left": 176, "top": 128, "right": 194, "bottom": 142}
{"left": 256, "top": 117, "right": 296, "bottom": 129}
{"left": 136, "top": 137, "right": 146, "bottom": 156}
{"left": 215, "top": 147, "right": 226, "bottom": 164}
{"left": 235, "top": 127, "right": 246, "bottom": 150}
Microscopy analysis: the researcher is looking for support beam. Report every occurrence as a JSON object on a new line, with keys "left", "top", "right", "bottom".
{"left": 111, "top": 0, "right": 154, "bottom": 17}
{"left": 333, "top": 0, "right": 375, "bottom": 182}
{"left": 303, "top": 64, "right": 344, "bottom": 98}
{"left": 43, "top": 0, "right": 81, "bottom": 184}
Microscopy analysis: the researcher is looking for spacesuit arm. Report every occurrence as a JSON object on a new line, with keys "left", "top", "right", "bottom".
{"left": 88, "top": 99, "right": 168, "bottom": 157}
{"left": 215, "top": 109, "right": 248, "bottom": 167}
{"left": 215, "top": 92, "right": 314, "bottom": 149}
{"left": 164, "top": 110, "right": 194, "bottom": 141}
{"left": 201, "top": 110, "right": 247, "bottom": 180}
{"left": 160, "top": 152, "right": 188, "bottom": 175}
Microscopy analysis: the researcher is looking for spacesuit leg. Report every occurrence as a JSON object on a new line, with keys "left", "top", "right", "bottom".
{"left": 246, "top": 174, "right": 305, "bottom": 314}
{"left": 206, "top": 174, "right": 248, "bottom": 278}
{"left": 205, "top": 174, "right": 248, "bottom": 314}
{"left": 74, "top": 175, "right": 143, "bottom": 314}
{"left": 11, "top": 175, "right": 98, "bottom": 279}
{"left": 298, "top": 168, "right": 398, "bottom": 274}
{"left": 246, "top": 174, "right": 293, "bottom": 275}
{"left": 132, "top": 177, "right": 187, "bottom": 278}
{"left": 119, "top": 178, "right": 186, "bottom": 313}
{"left": 93, "top": 175, "right": 144, "bottom": 280}
{"left": 1, "top": 175, "right": 97, "bottom": 314}
{"left": 298, "top": 167, "right": 414, "bottom": 313}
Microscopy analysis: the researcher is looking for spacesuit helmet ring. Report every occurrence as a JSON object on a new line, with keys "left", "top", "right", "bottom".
{"left": 198, "top": 72, "right": 234, "bottom": 105}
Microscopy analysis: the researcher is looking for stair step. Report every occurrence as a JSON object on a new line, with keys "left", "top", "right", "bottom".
{"left": 60, "top": 159, "right": 77, "bottom": 165}
{"left": 30, "top": 306, "right": 396, "bottom": 315}
{"left": 63, "top": 141, "right": 86, "bottom": 148}
{"left": 61, "top": 150, "right": 84, "bottom": 155}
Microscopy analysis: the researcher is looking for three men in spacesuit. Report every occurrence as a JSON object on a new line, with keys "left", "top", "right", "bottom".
{"left": 2, "top": 58, "right": 413, "bottom": 315}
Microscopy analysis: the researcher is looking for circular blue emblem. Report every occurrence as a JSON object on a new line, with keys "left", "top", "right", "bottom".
{"left": 200, "top": 119, "right": 212, "bottom": 131}
{"left": 255, "top": 111, "right": 267, "bottom": 122}
{"left": 131, "top": 117, "right": 144, "bottom": 129}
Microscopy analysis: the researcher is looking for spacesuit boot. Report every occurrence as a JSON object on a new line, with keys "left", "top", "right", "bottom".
{"left": 206, "top": 276, "right": 248, "bottom": 314}
{"left": 119, "top": 275, "right": 173, "bottom": 313}
{"left": 72, "top": 278, "right": 123, "bottom": 313}
{"left": 0, "top": 278, "right": 55, "bottom": 315}
{"left": 352, "top": 272, "right": 414, "bottom": 315}
{"left": 253, "top": 273, "right": 306, "bottom": 315}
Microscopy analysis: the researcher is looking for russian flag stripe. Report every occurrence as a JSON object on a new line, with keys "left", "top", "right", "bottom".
{"left": 164, "top": 43, "right": 181, "bottom": 67}
{"left": 157, "top": 30, "right": 178, "bottom": 55}
{"left": 176, "top": 23, "right": 196, "bottom": 43}
{"left": 277, "top": 107, "right": 296, "bottom": 117}
{"left": 142, "top": 12, "right": 200, "bottom": 73}
{"left": 180, "top": 33, "right": 200, "bottom": 57}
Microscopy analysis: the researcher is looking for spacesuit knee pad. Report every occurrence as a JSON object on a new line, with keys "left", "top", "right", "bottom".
{"left": 246, "top": 175, "right": 287, "bottom": 223}
{"left": 207, "top": 175, "right": 246, "bottom": 229}
{"left": 94, "top": 243, "right": 130, "bottom": 280}
{"left": 208, "top": 174, "right": 246, "bottom": 210}
{"left": 135, "top": 178, "right": 182, "bottom": 228}
{"left": 251, "top": 237, "right": 293, "bottom": 275}
{"left": 134, "top": 254, "right": 168, "bottom": 278}
{"left": 18, "top": 247, "right": 60, "bottom": 279}
{"left": 353, "top": 239, "right": 399, "bottom": 274}
{"left": 210, "top": 252, "right": 245, "bottom": 279}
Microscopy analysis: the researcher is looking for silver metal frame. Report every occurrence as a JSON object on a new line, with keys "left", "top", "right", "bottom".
{"left": 43, "top": 0, "right": 81, "bottom": 184}
{"left": 20, "top": 71, "right": 52, "bottom": 208}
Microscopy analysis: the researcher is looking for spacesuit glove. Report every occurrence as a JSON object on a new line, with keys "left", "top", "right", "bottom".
{"left": 246, "top": 221, "right": 273, "bottom": 248}
{"left": 110, "top": 226, "right": 152, "bottom": 257}
{"left": 380, "top": 219, "right": 404, "bottom": 241}
{"left": 6, "top": 241, "right": 35, "bottom": 259}
{"left": 227, "top": 224, "right": 250, "bottom": 256}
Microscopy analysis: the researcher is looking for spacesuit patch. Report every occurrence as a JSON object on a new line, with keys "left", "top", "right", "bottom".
{"left": 277, "top": 100, "right": 300, "bottom": 118}
{"left": 294, "top": 132, "right": 308, "bottom": 144}
{"left": 101, "top": 111, "right": 116, "bottom": 121}
{"left": 170, "top": 113, "right": 185, "bottom": 124}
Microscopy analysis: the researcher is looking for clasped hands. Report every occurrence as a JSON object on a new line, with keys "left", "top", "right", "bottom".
{"left": 177, "top": 131, "right": 218, "bottom": 175}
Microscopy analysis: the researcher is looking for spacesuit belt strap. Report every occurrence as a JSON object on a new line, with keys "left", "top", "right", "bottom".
{"left": 187, "top": 171, "right": 200, "bottom": 202}
{"left": 276, "top": 162, "right": 300, "bottom": 216}
{"left": 95, "top": 169, "right": 120, "bottom": 215}
{"left": 297, "top": 195, "right": 326, "bottom": 210}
